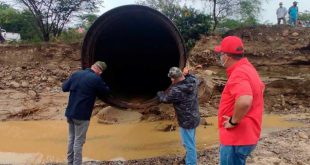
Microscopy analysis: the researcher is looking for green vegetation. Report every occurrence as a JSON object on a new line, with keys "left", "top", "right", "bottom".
{"left": 0, "top": 3, "right": 41, "bottom": 42}
{"left": 299, "top": 11, "right": 310, "bottom": 22}
{"left": 15, "top": 0, "right": 103, "bottom": 41}
{"left": 139, "top": 0, "right": 212, "bottom": 51}
{"left": 0, "top": 0, "right": 264, "bottom": 46}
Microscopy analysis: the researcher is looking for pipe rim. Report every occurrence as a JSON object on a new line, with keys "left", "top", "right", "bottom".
{"left": 81, "top": 5, "right": 187, "bottom": 109}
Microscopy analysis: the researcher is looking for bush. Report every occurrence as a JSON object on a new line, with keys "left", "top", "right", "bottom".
{"left": 139, "top": 0, "right": 212, "bottom": 51}
{"left": 55, "top": 28, "right": 85, "bottom": 43}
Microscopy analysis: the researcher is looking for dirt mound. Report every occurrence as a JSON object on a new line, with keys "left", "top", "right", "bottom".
{"left": 0, "top": 43, "right": 81, "bottom": 94}
{"left": 189, "top": 25, "right": 310, "bottom": 67}
{"left": 0, "top": 44, "right": 81, "bottom": 121}
{"left": 188, "top": 25, "right": 310, "bottom": 115}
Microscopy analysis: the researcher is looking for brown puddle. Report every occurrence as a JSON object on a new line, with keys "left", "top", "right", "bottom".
{"left": 0, "top": 115, "right": 303, "bottom": 164}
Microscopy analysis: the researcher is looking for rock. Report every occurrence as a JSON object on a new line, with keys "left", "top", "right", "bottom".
{"left": 34, "top": 76, "right": 40, "bottom": 80}
{"left": 47, "top": 77, "right": 56, "bottom": 83}
{"left": 204, "top": 70, "right": 215, "bottom": 76}
{"left": 41, "top": 76, "right": 47, "bottom": 81}
{"left": 292, "top": 32, "right": 299, "bottom": 37}
{"left": 282, "top": 30, "right": 289, "bottom": 36}
{"left": 149, "top": 106, "right": 161, "bottom": 115}
{"left": 15, "top": 67, "right": 22, "bottom": 72}
{"left": 298, "top": 105, "right": 304, "bottom": 110}
{"left": 21, "top": 81, "right": 29, "bottom": 88}
{"left": 9, "top": 92, "right": 27, "bottom": 99}
{"left": 28, "top": 90, "right": 37, "bottom": 98}
{"left": 45, "top": 87, "right": 51, "bottom": 91}
{"left": 267, "top": 37, "right": 274, "bottom": 42}
{"left": 97, "top": 118, "right": 118, "bottom": 124}
{"left": 109, "top": 157, "right": 126, "bottom": 161}
{"left": 146, "top": 115, "right": 159, "bottom": 122}
{"left": 157, "top": 123, "right": 177, "bottom": 132}
{"left": 7, "top": 76, "right": 13, "bottom": 80}
{"left": 298, "top": 131, "right": 309, "bottom": 139}
{"left": 200, "top": 118, "right": 209, "bottom": 126}
{"left": 202, "top": 49, "right": 211, "bottom": 54}
{"left": 97, "top": 106, "right": 111, "bottom": 118}
{"left": 195, "top": 65, "right": 203, "bottom": 69}
{"left": 281, "top": 95, "right": 285, "bottom": 106}
{"left": 10, "top": 81, "right": 20, "bottom": 88}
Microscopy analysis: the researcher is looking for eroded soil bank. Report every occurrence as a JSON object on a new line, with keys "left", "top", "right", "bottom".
{"left": 0, "top": 25, "right": 309, "bottom": 164}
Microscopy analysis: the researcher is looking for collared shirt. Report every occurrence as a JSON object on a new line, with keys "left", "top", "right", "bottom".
{"left": 277, "top": 7, "right": 287, "bottom": 18}
{"left": 157, "top": 74, "right": 200, "bottom": 129}
{"left": 218, "top": 58, "right": 265, "bottom": 145}
{"left": 289, "top": 6, "right": 299, "bottom": 18}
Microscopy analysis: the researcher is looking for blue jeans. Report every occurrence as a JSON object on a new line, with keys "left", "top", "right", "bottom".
{"left": 220, "top": 144, "right": 256, "bottom": 165}
{"left": 180, "top": 127, "right": 197, "bottom": 165}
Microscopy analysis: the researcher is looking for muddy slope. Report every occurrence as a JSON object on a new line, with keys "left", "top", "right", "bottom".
{"left": 188, "top": 25, "right": 310, "bottom": 115}
{"left": 0, "top": 44, "right": 81, "bottom": 120}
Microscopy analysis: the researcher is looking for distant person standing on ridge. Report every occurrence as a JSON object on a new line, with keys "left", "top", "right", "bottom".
{"left": 277, "top": 2, "right": 287, "bottom": 25}
{"left": 288, "top": 1, "right": 299, "bottom": 26}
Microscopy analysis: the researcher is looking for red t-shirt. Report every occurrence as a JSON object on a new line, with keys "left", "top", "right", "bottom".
{"left": 218, "top": 58, "right": 265, "bottom": 145}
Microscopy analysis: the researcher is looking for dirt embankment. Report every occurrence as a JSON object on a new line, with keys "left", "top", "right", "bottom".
{"left": 188, "top": 25, "right": 310, "bottom": 116}
{"left": 0, "top": 26, "right": 309, "bottom": 165}
{"left": 0, "top": 43, "right": 81, "bottom": 120}
{"left": 0, "top": 26, "right": 309, "bottom": 121}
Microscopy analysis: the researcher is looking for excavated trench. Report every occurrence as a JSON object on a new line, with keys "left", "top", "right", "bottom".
{"left": 81, "top": 5, "right": 186, "bottom": 108}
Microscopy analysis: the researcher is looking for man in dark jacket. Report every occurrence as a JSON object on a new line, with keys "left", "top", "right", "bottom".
{"left": 157, "top": 67, "right": 200, "bottom": 165}
{"left": 62, "top": 61, "right": 110, "bottom": 165}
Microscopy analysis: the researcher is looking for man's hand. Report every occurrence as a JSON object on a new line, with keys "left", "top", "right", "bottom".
{"left": 157, "top": 91, "right": 164, "bottom": 96}
{"left": 183, "top": 67, "right": 189, "bottom": 76}
{"left": 222, "top": 116, "right": 236, "bottom": 129}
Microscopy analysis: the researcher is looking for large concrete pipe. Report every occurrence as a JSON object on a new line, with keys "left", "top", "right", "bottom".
{"left": 81, "top": 5, "right": 187, "bottom": 108}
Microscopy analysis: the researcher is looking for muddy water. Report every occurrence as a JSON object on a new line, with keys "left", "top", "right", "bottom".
{"left": 0, "top": 115, "right": 303, "bottom": 164}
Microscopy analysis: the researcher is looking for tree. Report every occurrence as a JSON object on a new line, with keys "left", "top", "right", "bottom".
{"left": 299, "top": 11, "right": 310, "bottom": 27}
{"left": 238, "top": 0, "right": 261, "bottom": 25}
{"left": 192, "top": 0, "right": 262, "bottom": 31}
{"left": 210, "top": 0, "right": 240, "bottom": 31}
{"left": 17, "top": 0, "right": 103, "bottom": 41}
{"left": 0, "top": 3, "right": 41, "bottom": 41}
{"left": 299, "top": 11, "right": 310, "bottom": 21}
{"left": 77, "top": 14, "right": 98, "bottom": 30}
{"left": 138, "top": 0, "right": 212, "bottom": 50}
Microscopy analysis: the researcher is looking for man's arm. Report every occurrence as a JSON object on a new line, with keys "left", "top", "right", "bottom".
{"left": 231, "top": 95, "right": 253, "bottom": 123}
{"left": 223, "top": 71, "right": 253, "bottom": 128}
{"left": 96, "top": 79, "right": 110, "bottom": 96}
{"left": 62, "top": 78, "right": 72, "bottom": 92}
{"left": 223, "top": 95, "right": 253, "bottom": 128}
{"left": 157, "top": 87, "right": 179, "bottom": 104}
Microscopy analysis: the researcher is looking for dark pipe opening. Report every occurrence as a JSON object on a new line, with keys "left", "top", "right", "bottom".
{"left": 82, "top": 5, "right": 186, "bottom": 108}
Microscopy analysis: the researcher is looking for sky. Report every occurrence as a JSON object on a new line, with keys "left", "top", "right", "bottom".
{"left": 2, "top": 0, "right": 309, "bottom": 24}
{"left": 98, "top": 0, "right": 310, "bottom": 24}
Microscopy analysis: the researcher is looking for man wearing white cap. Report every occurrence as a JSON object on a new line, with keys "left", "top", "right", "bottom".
{"left": 277, "top": 2, "right": 287, "bottom": 25}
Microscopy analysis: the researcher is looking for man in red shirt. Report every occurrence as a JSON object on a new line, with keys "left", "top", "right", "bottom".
{"left": 214, "top": 36, "right": 265, "bottom": 165}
